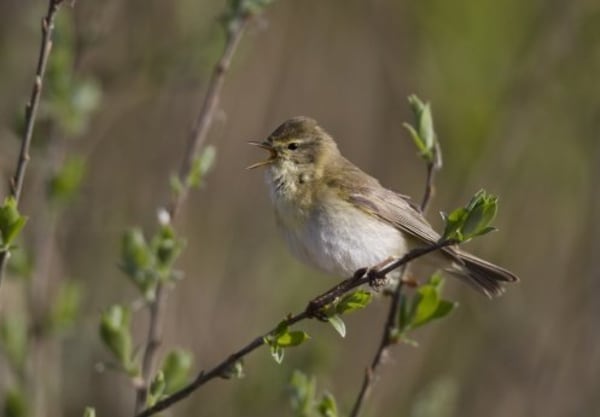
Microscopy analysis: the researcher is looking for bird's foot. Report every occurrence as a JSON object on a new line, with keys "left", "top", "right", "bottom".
{"left": 367, "top": 268, "right": 388, "bottom": 291}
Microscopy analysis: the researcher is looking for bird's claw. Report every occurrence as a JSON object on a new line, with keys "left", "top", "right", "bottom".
{"left": 367, "top": 268, "right": 388, "bottom": 291}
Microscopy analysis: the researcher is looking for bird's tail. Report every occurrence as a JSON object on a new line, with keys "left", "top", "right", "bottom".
{"left": 448, "top": 251, "right": 519, "bottom": 298}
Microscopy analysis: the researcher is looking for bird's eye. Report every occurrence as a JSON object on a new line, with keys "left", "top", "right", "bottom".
{"left": 287, "top": 142, "right": 299, "bottom": 151}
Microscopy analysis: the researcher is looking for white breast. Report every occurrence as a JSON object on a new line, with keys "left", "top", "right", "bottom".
{"left": 269, "top": 178, "right": 408, "bottom": 277}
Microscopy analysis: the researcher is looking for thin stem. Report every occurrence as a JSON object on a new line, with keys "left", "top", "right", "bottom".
{"left": 134, "top": 285, "right": 164, "bottom": 413}
{"left": 133, "top": 12, "right": 251, "bottom": 414}
{"left": 349, "top": 155, "right": 440, "bottom": 417}
{"left": 135, "top": 239, "right": 455, "bottom": 417}
{"left": 168, "top": 15, "right": 250, "bottom": 220}
{"left": 0, "top": 0, "right": 65, "bottom": 288}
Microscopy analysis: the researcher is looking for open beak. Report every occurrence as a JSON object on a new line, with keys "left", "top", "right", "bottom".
{"left": 247, "top": 141, "right": 277, "bottom": 170}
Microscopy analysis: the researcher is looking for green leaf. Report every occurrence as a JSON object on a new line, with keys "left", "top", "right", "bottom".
{"left": 327, "top": 315, "right": 346, "bottom": 338}
{"left": 186, "top": 145, "right": 216, "bottom": 188}
{"left": 431, "top": 300, "right": 457, "bottom": 321}
{"left": 120, "top": 228, "right": 157, "bottom": 299}
{"left": 441, "top": 207, "right": 468, "bottom": 241}
{"left": 410, "top": 285, "right": 440, "bottom": 328}
{"left": 404, "top": 94, "right": 438, "bottom": 163}
{"left": 47, "top": 155, "right": 86, "bottom": 204}
{"left": 0, "top": 316, "right": 28, "bottom": 371}
{"left": 403, "top": 123, "right": 428, "bottom": 156}
{"left": 152, "top": 224, "right": 184, "bottom": 275}
{"left": 336, "top": 290, "right": 373, "bottom": 315}
{"left": 442, "top": 190, "right": 499, "bottom": 242}
{"left": 317, "top": 392, "right": 339, "bottom": 417}
{"left": 99, "top": 305, "right": 135, "bottom": 373}
{"left": 148, "top": 371, "right": 166, "bottom": 406}
{"left": 4, "top": 386, "right": 28, "bottom": 417}
{"left": 161, "top": 349, "right": 193, "bottom": 394}
{"left": 408, "top": 95, "right": 435, "bottom": 150}
{"left": 82, "top": 407, "right": 96, "bottom": 417}
{"left": 0, "top": 197, "right": 27, "bottom": 250}
{"left": 275, "top": 330, "right": 310, "bottom": 347}
{"left": 409, "top": 275, "right": 457, "bottom": 330}
{"left": 289, "top": 370, "right": 316, "bottom": 416}
{"left": 48, "top": 280, "right": 81, "bottom": 333}
{"left": 270, "top": 344, "right": 284, "bottom": 364}
{"left": 461, "top": 191, "right": 498, "bottom": 239}
{"left": 120, "top": 228, "right": 152, "bottom": 275}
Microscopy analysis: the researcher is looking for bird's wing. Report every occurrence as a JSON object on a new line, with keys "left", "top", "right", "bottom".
{"left": 346, "top": 186, "right": 441, "bottom": 245}
{"left": 326, "top": 158, "right": 442, "bottom": 246}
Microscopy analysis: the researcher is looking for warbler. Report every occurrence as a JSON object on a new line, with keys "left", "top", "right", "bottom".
{"left": 248, "top": 117, "right": 518, "bottom": 297}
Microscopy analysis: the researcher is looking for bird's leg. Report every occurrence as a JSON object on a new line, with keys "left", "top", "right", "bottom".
{"left": 367, "top": 256, "right": 397, "bottom": 290}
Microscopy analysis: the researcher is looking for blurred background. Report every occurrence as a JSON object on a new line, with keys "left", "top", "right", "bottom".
{"left": 0, "top": 0, "right": 599, "bottom": 416}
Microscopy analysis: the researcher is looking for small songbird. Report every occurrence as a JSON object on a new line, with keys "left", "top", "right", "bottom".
{"left": 248, "top": 117, "right": 518, "bottom": 297}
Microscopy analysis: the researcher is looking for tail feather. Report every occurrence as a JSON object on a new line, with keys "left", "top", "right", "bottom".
{"left": 447, "top": 251, "right": 519, "bottom": 298}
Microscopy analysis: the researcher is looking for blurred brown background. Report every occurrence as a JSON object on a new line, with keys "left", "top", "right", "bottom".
{"left": 1, "top": 0, "right": 599, "bottom": 416}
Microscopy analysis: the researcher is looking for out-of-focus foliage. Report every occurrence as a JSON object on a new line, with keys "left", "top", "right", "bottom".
{"left": 289, "top": 371, "right": 339, "bottom": 417}
{"left": 1, "top": 1, "right": 599, "bottom": 417}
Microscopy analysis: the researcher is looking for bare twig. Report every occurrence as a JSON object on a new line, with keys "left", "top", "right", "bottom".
{"left": 133, "top": 12, "right": 251, "bottom": 413}
{"left": 349, "top": 155, "right": 440, "bottom": 417}
{"left": 135, "top": 238, "right": 456, "bottom": 417}
{"left": 0, "top": 0, "right": 66, "bottom": 288}
{"left": 168, "top": 15, "right": 250, "bottom": 220}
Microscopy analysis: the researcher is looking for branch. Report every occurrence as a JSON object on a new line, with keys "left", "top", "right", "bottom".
{"left": 133, "top": 12, "right": 251, "bottom": 413}
{"left": 167, "top": 14, "right": 250, "bottom": 220}
{"left": 349, "top": 155, "right": 440, "bottom": 417}
{"left": 0, "top": 0, "right": 66, "bottom": 288}
{"left": 135, "top": 238, "right": 456, "bottom": 417}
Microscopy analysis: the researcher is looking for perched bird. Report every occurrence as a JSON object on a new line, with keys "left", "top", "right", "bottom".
{"left": 248, "top": 117, "right": 518, "bottom": 297}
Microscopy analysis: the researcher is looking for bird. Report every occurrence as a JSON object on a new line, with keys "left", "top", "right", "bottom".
{"left": 248, "top": 116, "right": 518, "bottom": 297}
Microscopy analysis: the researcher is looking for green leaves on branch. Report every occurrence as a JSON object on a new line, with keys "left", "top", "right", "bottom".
{"left": 160, "top": 349, "right": 193, "bottom": 394}
{"left": 403, "top": 94, "right": 441, "bottom": 168}
{"left": 289, "top": 371, "right": 339, "bottom": 417}
{"left": 120, "top": 224, "right": 184, "bottom": 300}
{"left": 442, "top": 189, "right": 498, "bottom": 242}
{"left": 148, "top": 371, "right": 166, "bottom": 407}
{"left": 325, "top": 290, "right": 373, "bottom": 338}
{"left": 170, "top": 146, "right": 217, "bottom": 196}
{"left": 147, "top": 348, "right": 194, "bottom": 406}
{"left": 394, "top": 274, "right": 457, "bottom": 345}
{"left": 264, "top": 321, "right": 310, "bottom": 364}
{"left": 0, "top": 197, "right": 27, "bottom": 253}
{"left": 99, "top": 305, "right": 137, "bottom": 375}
